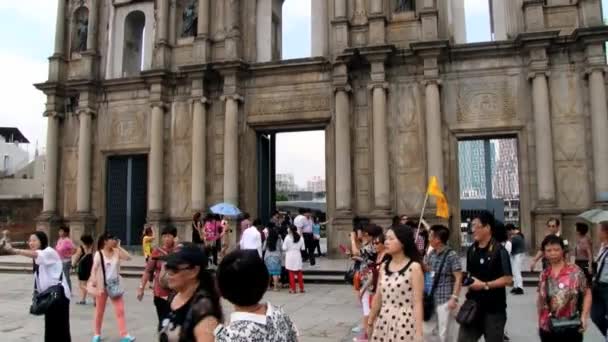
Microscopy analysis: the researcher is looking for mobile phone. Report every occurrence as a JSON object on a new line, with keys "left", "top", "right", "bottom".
{"left": 462, "top": 273, "right": 474, "bottom": 286}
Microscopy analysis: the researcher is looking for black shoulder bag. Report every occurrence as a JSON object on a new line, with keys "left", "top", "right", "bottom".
{"left": 424, "top": 249, "right": 450, "bottom": 321}
{"left": 546, "top": 275, "right": 583, "bottom": 333}
{"left": 30, "top": 268, "right": 64, "bottom": 315}
{"left": 456, "top": 241, "right": 499, "bottom": 326}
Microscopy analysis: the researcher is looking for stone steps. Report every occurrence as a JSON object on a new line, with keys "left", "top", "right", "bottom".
{"left": 0, "top": 261, "right": 348, "bottom": 284}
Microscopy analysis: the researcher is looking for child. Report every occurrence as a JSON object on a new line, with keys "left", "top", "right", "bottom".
{"left": 215, "top": 249, "right": 299, "bottom": 341}
{"left": 142, "top": 225, "right": 154, "bottom": 262}
{"left": 282, "top": 225, "right": 305, "bottom": 293}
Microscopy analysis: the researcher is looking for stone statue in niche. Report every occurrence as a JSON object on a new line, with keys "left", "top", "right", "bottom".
{"left": 182, "top": 0, "right": 198, "bottom": 37}
{"left": 75, "top": 14, "right": 88, "bottom": 52}
{"left": 395, "top": 0, "right": 415, "bottom": 12}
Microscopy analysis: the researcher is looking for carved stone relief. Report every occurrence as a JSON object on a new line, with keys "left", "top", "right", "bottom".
{"left": 110, "top": 111, "right": 145, "bottom": 146}
{"left": 456, "top": 80, "right": 514, "bottom": 123}
{"left": 248, "top": 93, "right": 331, "bottom": 116}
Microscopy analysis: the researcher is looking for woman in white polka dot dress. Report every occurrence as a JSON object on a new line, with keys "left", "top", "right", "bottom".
{"left": 368, "top": 225, "right": 424, "bottom": 342}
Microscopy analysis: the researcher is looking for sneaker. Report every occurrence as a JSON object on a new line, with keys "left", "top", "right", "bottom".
{"left": 514, "top": 288, "right": 525, "bottom": 295}
{"left": 91, "top": 336, "right": 101, "bottom": 342}
{"left": 120, "top": 335, "right": 135, "bottom": 342}
{"left": 351, "top": 325, "right": 362, "bottom": 333}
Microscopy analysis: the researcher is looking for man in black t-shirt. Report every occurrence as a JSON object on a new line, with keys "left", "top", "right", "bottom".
{"left": 458, "top": 211, "right": 513, "bottom": 342}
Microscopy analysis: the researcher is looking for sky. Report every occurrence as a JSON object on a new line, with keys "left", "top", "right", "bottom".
{"left": 1, "top": 0, "right": 606, "bottom": 187}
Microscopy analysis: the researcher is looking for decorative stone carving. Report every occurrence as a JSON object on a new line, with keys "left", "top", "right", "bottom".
{"left": 181, "top": 0, "right": 198, "bottom": 37}
{"left": 395, "top": 0, "right": 415, "bottom": 12}
{"left": 456, "top": 81, "right": 514, "bottom": 122}
{"left": 248, "top": 94, "right": 330, "bottom": 116}
{"left": 111, "top": 112, "right": 145, "bottom": 145}
{"left": 556, "top": 164, "right": 588, "bottom": 208}
{"left": 72, "top": 7, "right": 89, "bottom": 52}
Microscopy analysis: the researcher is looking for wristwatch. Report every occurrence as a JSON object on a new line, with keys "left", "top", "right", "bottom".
{"left": 484, "top": 282, "right": 490, "bottom": 291}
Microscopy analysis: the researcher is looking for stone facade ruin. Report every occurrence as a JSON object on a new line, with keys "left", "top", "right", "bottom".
{"left": 36, "top": 0, "right": 608, "bottom": 254}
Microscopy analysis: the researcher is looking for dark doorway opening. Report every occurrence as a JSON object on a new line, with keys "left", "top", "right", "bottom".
{"left": 106, "top": 154, "right": 148, "bottom": 245}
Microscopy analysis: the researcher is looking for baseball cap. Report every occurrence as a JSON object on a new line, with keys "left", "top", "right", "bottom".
{"left": 159, "top": 242, "right": 207, "bottom": 268}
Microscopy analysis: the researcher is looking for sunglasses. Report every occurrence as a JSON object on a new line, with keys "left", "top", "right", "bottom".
{"left": 165, "top": 264, "right": 195, "bottom": 273}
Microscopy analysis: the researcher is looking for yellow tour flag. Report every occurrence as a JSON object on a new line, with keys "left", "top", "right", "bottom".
{"left": 427, "top": 176, "right": 449, "bottom": 218}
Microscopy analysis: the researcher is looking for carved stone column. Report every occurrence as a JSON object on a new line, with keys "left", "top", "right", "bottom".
{"left": 155, "top": 0, "right": 171, "bottom": 68}
{"left": 71, "top": 105, "right": 97, "bottom": 241}
{"left": 224, "top": 0, "right": 241, "bottom": 59}
{"left": 149, "top": 103, "right": 166, "bottom": 213}
{"left": 332, "top": 0, "right": 349, "bottom": 51}
{"left": 530, "top": 70, "right": 556, "bottom": 205}
{"left": 370, "top": 82, "right": 390, "bottom": 210}
{"left": 424, "top": 79, "right": 444, "bottom": 186}
{"left": 222, "top": 94, "right": 242, "bottom": 205}
{"left": 43, "top": 112, "right": 61, "bottom": 213}
{"left": 194, "top": 0, "right": 211, "bottom": 62}
{"left": 53, "top": 0, "right": 67, "bottom": 55}
{"left": 86, "top": 0, "right": 98, "bottom": 51}
{"left": 76, "top": 109, "right": 93, "bottom": 213}
{"left": 588, "top": 67, "right": 608, "bottom": 202}
{"left": 311, "top": 0, "right": 329, "bottom": 56}
{"left": 191, "top": 95, "right": 208, "bottom": 211}
{"left": 334, "top": 85, "right": 352, "bottom": 212}
{"left": 368, "top": 0, "right": 386, "bottom": 45}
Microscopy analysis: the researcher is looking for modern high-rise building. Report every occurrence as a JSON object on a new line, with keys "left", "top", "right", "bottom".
{"left": 492, "top": 139, "right": 519, "bottom": 200}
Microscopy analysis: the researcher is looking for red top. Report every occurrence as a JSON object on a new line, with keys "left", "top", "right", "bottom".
{"left": 538, "top": 263, "right": 587, "bottom": 331}
{"left": 144, "top": 246, "right": 173, "bottom": 298}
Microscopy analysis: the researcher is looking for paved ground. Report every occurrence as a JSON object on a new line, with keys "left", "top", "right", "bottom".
{"left": 0, "top": 273, "right": 604, "bottom": 341}
{"left": 0, "top": 274, "right": 360, "bottom": 342}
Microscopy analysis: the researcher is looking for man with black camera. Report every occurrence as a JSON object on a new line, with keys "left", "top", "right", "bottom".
{"left": 458, "top": 211, "right": 513, "bottom": 342}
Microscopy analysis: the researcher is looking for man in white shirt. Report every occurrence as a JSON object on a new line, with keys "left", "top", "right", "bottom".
{"left": 240, "top": 219, "right": 262, "bottom": 257}
{"left": 294, "top": 209, "right": 315, "bottom": 266}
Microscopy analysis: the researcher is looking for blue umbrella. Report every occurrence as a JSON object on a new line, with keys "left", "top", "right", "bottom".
{"left": 210, "top": 203, "right": 242, "bottom": 217}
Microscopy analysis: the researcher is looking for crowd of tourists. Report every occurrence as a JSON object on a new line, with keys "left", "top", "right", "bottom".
{"left": 1, "top": 211, "right": 608, "bottom": 342}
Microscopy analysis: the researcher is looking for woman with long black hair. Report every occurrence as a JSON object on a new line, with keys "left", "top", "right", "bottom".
{"left": 264, "top": 225, "right": 283, "bottom": 291}
{"left": 283, "top": 224, "right": 305, "bottom": 293}
{"left": 368, "top": 225, "right": 424, "bottom": 342}
{"left": 2, "top": 231, "right": 71, "bottom": 341}
{"left": 158, "top": 242, "right": 223, "bottom": 342}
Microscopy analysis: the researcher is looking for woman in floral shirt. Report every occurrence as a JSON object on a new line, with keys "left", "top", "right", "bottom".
{"left": 537, "top": 235, "right": 591, "bottom": 342}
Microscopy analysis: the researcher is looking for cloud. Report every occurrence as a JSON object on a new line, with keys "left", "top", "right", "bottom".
{"left": 0, "top": 0, "right": 57, "bottom": 28}
{"left": 0, "top": 53, "right": 48, "bottom": 155}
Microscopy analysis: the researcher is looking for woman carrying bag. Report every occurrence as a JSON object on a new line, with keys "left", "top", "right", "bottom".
{"left": 537, "top": 234, "right": 591, "bottom": 342}
{"left": 2, "top": 231, "right": 71, "bottom": 341}
{"left": 87, "top": 232, "right": 135, "bottom": 342}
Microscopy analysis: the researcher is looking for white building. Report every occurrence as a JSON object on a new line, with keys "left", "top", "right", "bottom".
{"left": 0, "top": 128, "right": 44, "bottom": 199}
{"left": 306, "top": 176, "right": 325, "bottom": 193}
{"left": 0, "top": 128, "right": 30, "bottom": 177}
{"left": 276, "top": 173, "right": 297, "bottom": 193}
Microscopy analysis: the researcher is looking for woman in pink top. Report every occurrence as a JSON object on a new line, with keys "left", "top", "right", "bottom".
{"left": 204, "top": 213, "right": 220, "bottom": 265}
{"left": 56, "top": 225, "right": 75, "bottom": 292}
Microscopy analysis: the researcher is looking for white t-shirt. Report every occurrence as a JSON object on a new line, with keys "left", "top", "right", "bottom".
{"left": 95, "top": 250, "right": 120, "bottom": 281}
{"left": 240, "top": 226, "right": 262, "bottom": 257}
{"left": 35, "top": 247, "right": 71, "bottom": 299}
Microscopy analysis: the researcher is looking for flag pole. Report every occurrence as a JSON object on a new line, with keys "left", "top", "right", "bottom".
{"left": 416, "top": 191, "right": 429, "bottom": 240}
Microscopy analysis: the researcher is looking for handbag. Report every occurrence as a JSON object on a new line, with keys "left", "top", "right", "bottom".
{"left": 30, "top": 269, "right": 64, "bottom": 316}
{"left": 99, "top": 251, "right": 124, "bottom": 299}
{"left": 455, "top": 299, "right": 479, "bottom": 325}
{"left": 424, "top": 249, "right": 450, "bottom": 321}
{"left": 545, "top": 276, "right": 582, "bottom": 333}
{"left": 456, "top": 242, "right": 499, "bottom": 326}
